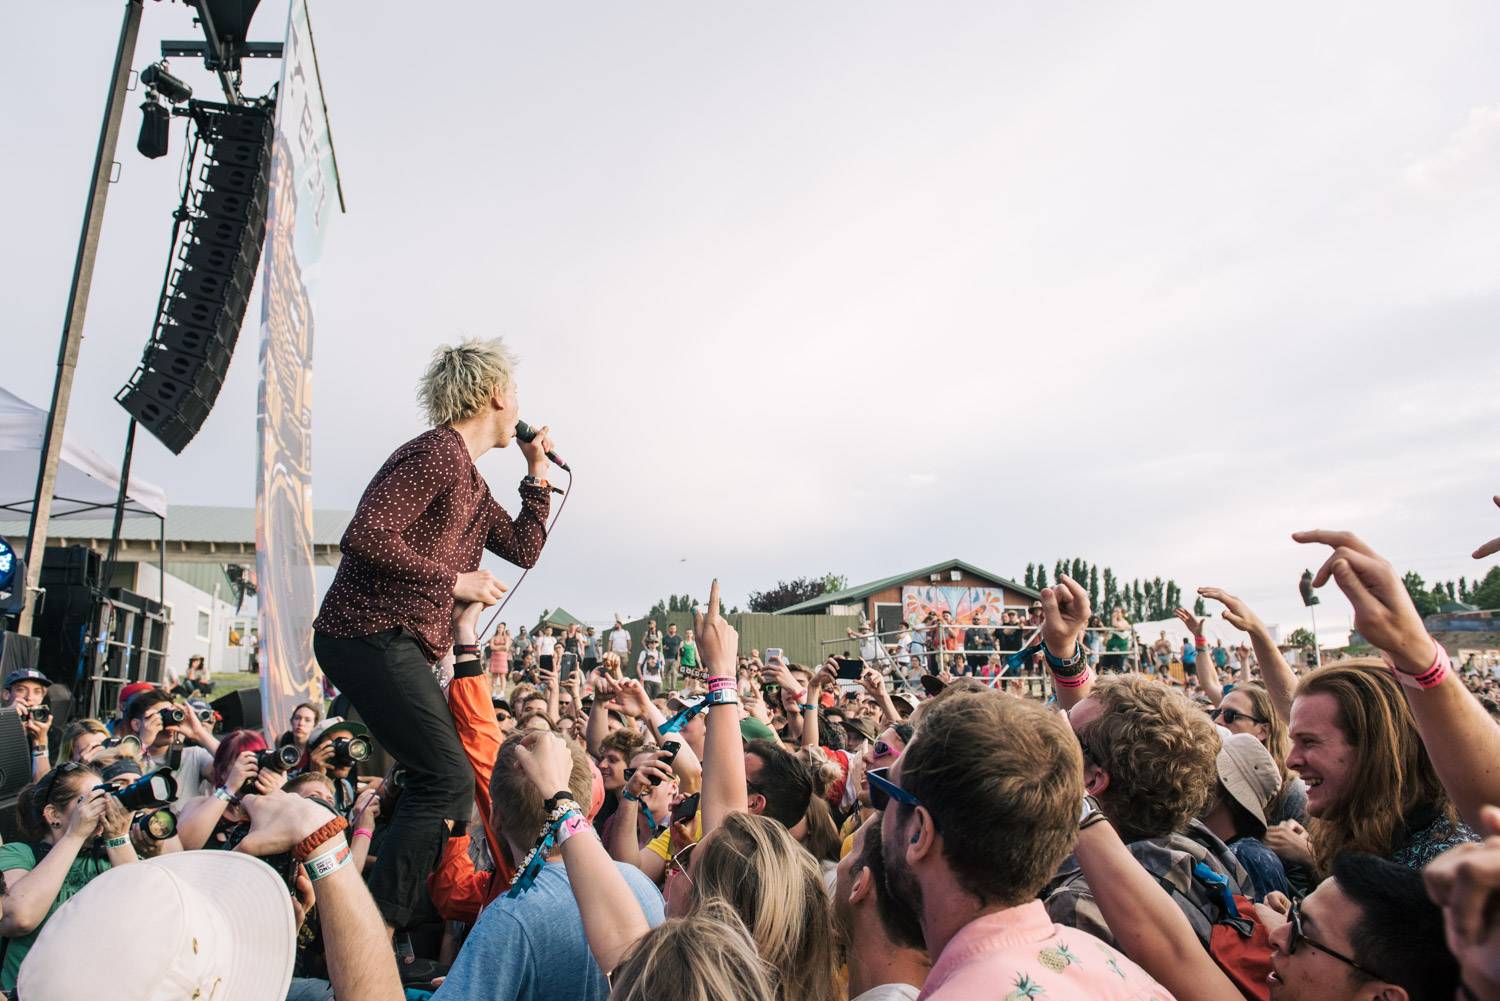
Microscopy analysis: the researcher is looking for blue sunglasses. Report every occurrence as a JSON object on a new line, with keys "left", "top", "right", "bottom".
{"left": 867, "top": 766, "right": 921, "bottom": 812}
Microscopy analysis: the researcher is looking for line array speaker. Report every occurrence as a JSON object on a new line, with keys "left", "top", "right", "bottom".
{"left": 118, "top": 99, "right": 275, "bottom": 454}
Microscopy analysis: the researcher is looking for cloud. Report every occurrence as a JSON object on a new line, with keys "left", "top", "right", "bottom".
{"left": 1405, "top": 104, "right": 1500, "bottom": 197}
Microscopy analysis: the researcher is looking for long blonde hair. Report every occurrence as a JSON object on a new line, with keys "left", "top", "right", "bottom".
{"left": 1295, "top": 659, "right": 1452, "bottom": 873}
{"left": 611, "top": 900, "right": 775, "bottom": 1001}
{"left": 686, "top": 813, "right": 839, "bottom": 1001}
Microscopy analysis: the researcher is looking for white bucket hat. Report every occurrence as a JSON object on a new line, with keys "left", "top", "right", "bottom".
{"left": 18, "top": 850, "right": 296, "bottom": 1001}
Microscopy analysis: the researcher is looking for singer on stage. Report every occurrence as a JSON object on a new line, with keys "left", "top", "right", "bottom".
{"left": 312, "top": 337, "right": 555, "bottom": 931}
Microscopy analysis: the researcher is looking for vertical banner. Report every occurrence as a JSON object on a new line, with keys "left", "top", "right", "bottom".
{"left": 257, "top": 0, "right": 338, "bottom": 735}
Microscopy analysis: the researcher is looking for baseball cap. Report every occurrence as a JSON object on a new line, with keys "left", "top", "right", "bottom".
{"left": 738, "top": 717, "right": 778, "bottom": 743}
{"left": 18, "top": 851, "right": 296, "bottom": 1001}
{"left": 118, "top": 681, "right": 156, "bottom": 710}
{"left": 4, "top": 668, "right": 49, "bottom": 690}
{"left": 1216, "top": 732, "right": 1282, "bottom": 832}
{"left": 307, "top": 717, "right": 370, "bottom": 750}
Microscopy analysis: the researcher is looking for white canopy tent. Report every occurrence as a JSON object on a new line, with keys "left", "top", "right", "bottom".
{"left": 0, "top": 386, "right": 166, "bottom": 522}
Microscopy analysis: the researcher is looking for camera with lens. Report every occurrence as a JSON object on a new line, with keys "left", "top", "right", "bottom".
{"left": 255, "top": 744, "right": 303, "bottom": 774}
{"left": 133, "top": 807, "right": 178, "bottom": 842}
{"left": 330, "top": 736, "right": 370, "bottom": 768}
{"left": 18, "top": 705, "right": 52, "bottom": 724}
{"left": 96, "top": 767, "right": 178, "bottom": 812}
{"left": 157, "top": 706, "right": 187, "bottom": 726}
{"left": 193, "top": 707, "right": 216, "bottom": 725}
{"left": 389, "top": 766, "right": 408, "bottom": 790}
{"left": 101, "top": 734, "right": 142, "bottom": 753}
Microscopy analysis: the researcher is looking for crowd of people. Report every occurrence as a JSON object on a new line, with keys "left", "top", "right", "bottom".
{"left": 0, "top": 522, "right": 1498, "bottom": 1000}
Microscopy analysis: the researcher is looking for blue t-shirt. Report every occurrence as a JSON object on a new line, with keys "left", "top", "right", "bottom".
{"left": 433, "top": 860, "right": 664, "bottom": 1001}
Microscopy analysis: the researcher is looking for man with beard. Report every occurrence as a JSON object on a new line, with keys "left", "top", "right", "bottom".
{"left": 877, "top": 688, "right": 1169, "bottom": 1000}
{"left": 832, "top": 816, "right": 929, "bottom": 1001}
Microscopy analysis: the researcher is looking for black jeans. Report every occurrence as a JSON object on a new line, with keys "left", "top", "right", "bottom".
{"left": 313, "top": 628, "right": 472, "bottom": 928}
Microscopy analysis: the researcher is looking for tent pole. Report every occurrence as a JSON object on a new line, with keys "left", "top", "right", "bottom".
{"left": 17, "top": 0, "right": 144, "bottom": 636}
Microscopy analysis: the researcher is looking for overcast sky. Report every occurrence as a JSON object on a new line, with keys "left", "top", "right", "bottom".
{"left": 8, "top": 1, "right": 1500, "bottom": 640}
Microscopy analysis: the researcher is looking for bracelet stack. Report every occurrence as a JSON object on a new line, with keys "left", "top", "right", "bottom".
{"left": 1044, "top": 642, "right": 1092, "bottom": 689}
{"left": 508, "top": 800, "right": 590, "bottom": 898}
{"left": 454, "top": 643, "right": 481, "bottom": 659}
{"left": 303, "top": 838, "right": 353, "bottom": 882}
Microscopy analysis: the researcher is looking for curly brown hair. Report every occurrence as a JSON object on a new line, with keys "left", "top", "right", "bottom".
{"left": 599, "top": 727, "right": 649, "bottom": 762}
{"left": 1295, "top": 659, "right": 1452, "bottom": 874}
{"left": 1080, "top": 675, "right": 1219, "bottom": 843}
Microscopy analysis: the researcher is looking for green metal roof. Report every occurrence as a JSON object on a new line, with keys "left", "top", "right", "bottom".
{"left": 537, "top": 607, "right": 585, "bottom": 629}
{"left": 774, "top": 558, "right": 1039, "bottom": 614}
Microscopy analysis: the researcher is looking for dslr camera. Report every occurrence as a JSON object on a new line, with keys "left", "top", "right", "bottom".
{"left": 96, "top": 767, "right": 178, "bottom": 812}
{"left": 330, "top": 735, "right": 370, "bottom": 768}
{"left": 101, "top": 734, "right": 142, "bottom": 753}
{"left": 133, "top": 807, "right": 178, "bottom": 842}
{"left": 17, "top": 705, "right": 52, "bottom": 724}
{"left": 255, "top": 744, "right": 303, "bottom": 774}
{"left": 157, "top": 706, "right": 187, "bottom": 726}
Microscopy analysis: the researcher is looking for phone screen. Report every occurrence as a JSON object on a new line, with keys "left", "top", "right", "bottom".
{"left": 766, "top": 648, "right": 783, "bottom": 663}
{"left": 835, "top": 657, "right": 864, "bottom": 681}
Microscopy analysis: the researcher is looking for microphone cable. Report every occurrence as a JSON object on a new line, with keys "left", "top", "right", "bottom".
{"left": 481, "top": 467, "right": 573, "bottom": 640}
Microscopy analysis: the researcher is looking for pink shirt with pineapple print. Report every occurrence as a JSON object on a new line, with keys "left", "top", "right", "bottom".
{"left": 917, "top": 900, "right": 1173, "bottom": 1001}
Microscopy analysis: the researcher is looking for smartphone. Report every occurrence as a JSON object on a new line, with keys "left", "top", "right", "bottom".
{"left": 671, "top": 792, "right": 701, "bottom": 826}
{"left": 560, "top": 652, "right": 579, "bottom": 677}
{"left": 835, "top": 657, "right": 864, "bottom": 681}
{"left": 765, "top": 648, "right": 783, "bottom": 663}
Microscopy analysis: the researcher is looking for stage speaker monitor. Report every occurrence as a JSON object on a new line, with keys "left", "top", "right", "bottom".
{"left": 211, "top": 688, "right": 262, "bottom": 734}
{"left": 0, "top": 632, "right": 40, "bottom": 676}
{"left": 0, "top": 708, "right": 35, "bottom": 799}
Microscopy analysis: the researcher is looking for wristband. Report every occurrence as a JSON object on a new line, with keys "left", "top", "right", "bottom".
{"left": 622, "top": 789, "right": 643, "bottom": 806}
{"left": 1043, "top": 642, "right": 1085, "bottom": 672}
{"left": 707, "top": 676, "right": 737, "bottom": 694}
{"left": 1194, "top": 636, "right": 1207, "bottom": 649}
{"left": 1053, "top": 666, "right": 1093, "bottom": 689}
{"left": 454, "top": 643, "right": 481, "bottom": 657}
{"left": 547, "top": 798, "right": 585, "bottom": 823}
{"left": 213, "top": 785, "right": 235, "bottom": 803}
{"left": 799, "top": 703, "right": 816, "bottom": 712}
{"left": 293, "top": 816, "right": 350, "bottom": 862}
{"left": 31, "top": 747, "right": 46, "bottom": 758}
{"left": 303, "top": 838, "right": 353, "bottom": 882}
{"left": 543, "top": 790, "right": 574, "bottom": 812}
{"left": 555, "top": 813, "right": 594, "bottom": 846}
{"left": 705, "top": 688, "right": 740, "bottom": 708}
{"left": 103, "top": 835, "right": 130, "bottom": 850}
{"left": 352, "top": 827, "right": 374, "bottom": 842}
{"left": 1383, "top": 639, "right": 1451, "bottom": 691}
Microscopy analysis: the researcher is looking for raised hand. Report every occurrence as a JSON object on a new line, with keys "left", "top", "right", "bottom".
{"left": 1172, "top": 607, "right": 1204, "bottom": 637}
{"left": 859, "top": 667, "right": 886, "bottom": 698}
{"left": 1197, "top": 587, "right": 1268, "bottom": 636}
{"left": 1424, "top": 805, "right": 1500, "bottom": 999}
{"left": 513, "top": 730, "right": 575, "bottom": 796}
{"left": 1292, "top": 530, "right": 1432, "bottom": 671}
{"left": 613, "top": 678, "right": 653, "bottom": 719}
{"left": 1040, "top": 573, "right": 1091, "bottom": 658}
{"left": 454, "top": 570, "right": 507, "bottom": 605}
{"left": 452, "top": 601, "right": 484, "bottom": 645}
{"left": 517, "top": 424, "right": 554, "bottom": 478}
{"left": 1473, "top": 495, "right": 1500, "bottom": 560}
{"left": 692, "top": 579, "right": 740, "bottom": 678}
{"left": 240, "top": 790, "right": 339, "bottom": 856}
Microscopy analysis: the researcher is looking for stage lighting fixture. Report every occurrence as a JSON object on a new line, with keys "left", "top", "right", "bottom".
{"left": 141, "top": 62, "right": 193, "bottom": 105}
{"left": 0, "top": 536, "right": 23, "bottom": 616}
{"left": 137, "top": 98, "right": 171, "bottom": 159}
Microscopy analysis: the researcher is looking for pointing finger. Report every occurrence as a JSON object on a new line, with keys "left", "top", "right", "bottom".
{"left": 1292, "top": 530, "right": 1378, "bottom": 560}
{"left": 707, "top": 579, "right": 721, "bottom": 621}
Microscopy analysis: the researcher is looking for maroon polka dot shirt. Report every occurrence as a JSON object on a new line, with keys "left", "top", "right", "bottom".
{"left": 313, "top": 426, "right": 550, "bottom": 662}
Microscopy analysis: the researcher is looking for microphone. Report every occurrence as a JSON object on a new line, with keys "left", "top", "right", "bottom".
{"left": 514, "top": 420, "right": 570, "bottom": 472}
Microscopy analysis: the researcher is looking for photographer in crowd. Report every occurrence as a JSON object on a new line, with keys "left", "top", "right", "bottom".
{"left": 56, "top": 718, "right": 108, "bottom": 766}
{"left": 5, "top": 669, "right": 55, "bottom": 782}
{"left": 122, "top": 686, "right": 221, "bottom": 805}
{"left": 0, "top": 762, "right": 137, "bottom": 988}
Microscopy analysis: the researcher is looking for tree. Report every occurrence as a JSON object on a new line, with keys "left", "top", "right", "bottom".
{"left": 1088, "top": 565, "right": 1100, "bottom": 610}
{"left": 1459, "top": 576, "right": 1470, "bottom": 603}
{"left": 1036, "top": 565, "right": 1049, "bottom": 590}
{"left": 1193, "top": 595, "right": 1206, "bottom": 617}
{"left": 1470, "top": 567, "right": 1500, "bottom": 611}
{"left": 746, "top": 573, "right": 844, "bottom": 613}
{"left": 1024, "top": 563, "right": 1036, "bottom": 590}
{"left": 1402, "top": 572, "right": 1441, "bottom": 618}
{"left": 1102, "top": 567, "right": 1117, "bottom": 612}
{"left": 1286, "top": 627, "right": 1317, "bottom": 651}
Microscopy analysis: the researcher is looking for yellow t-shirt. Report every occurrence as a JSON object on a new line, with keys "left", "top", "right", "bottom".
{"left": 646, "top": 810, "right": 703, "bottom": 861}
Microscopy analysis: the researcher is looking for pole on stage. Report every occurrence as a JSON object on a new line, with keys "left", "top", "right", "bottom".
{"left": 18, "top": 0, "right": 145, "bottom": 636}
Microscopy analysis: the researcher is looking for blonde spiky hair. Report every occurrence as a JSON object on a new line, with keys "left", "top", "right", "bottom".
{"left": 417, "top": 337, "right": 517, "bottom": 427}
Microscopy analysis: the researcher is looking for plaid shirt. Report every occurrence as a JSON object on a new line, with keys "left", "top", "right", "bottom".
{"left": 1042, "top": 821, "right": 1249, "bottom": 950}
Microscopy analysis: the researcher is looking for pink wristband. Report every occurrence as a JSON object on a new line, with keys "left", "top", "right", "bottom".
{"left": 1053, "top": 667, "right": 1093, "bottom": 689}
{"left": 1384, "top": 639, "right": 1450, "bottom": 691}
{"left": 352, "top": 828, "right": 374, "bottom": 841}
{"left": 708, "top": 676, "right": 736, "bottom": 694}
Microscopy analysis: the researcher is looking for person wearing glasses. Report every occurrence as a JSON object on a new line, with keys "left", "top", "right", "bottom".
{"left": 0, "top": 761, "right": 136, "bottom": 989}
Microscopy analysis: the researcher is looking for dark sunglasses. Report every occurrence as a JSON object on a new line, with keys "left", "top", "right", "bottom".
{"left": 1210, "top": 707, "right": 1265, "bottom": 726}
{"left": 1287, "top": 902, "right": 1386, "bottom": 981}
{"left": 872, "top": 740, "right": 901, "bottom": 760}
{"left": 867, "top": 766, "right": 921, "bottom": 812}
